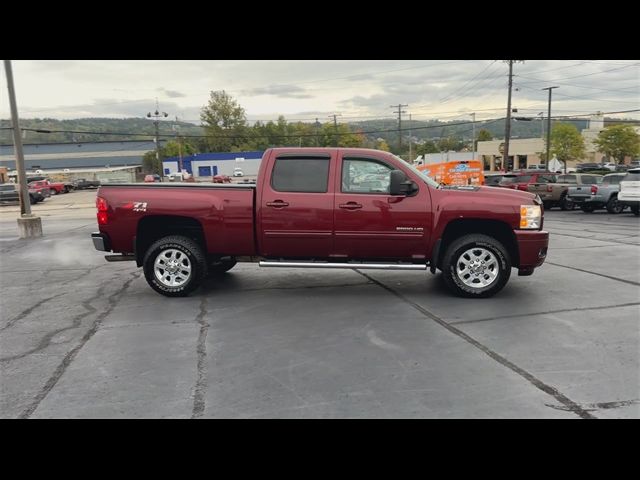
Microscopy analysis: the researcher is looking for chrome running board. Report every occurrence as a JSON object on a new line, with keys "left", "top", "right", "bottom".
{"left": 259, "top": 261, "right": 427, "bottom": 271}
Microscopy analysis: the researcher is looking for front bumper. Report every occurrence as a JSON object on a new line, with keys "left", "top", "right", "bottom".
{"left": 91, "top": 232, "right": 111, "bottom": 252}
{"left": 515, "top": 230, "right": 549, "bottom": 271}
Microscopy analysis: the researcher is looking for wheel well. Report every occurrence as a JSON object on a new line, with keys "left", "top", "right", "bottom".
{"left": 437, "top": 219, "right": 519, "bottom": 268}
{"left": 136, "top": 216, "right": 205, "bottom": 267}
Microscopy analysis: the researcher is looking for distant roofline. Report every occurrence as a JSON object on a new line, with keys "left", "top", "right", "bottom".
{"left": 0, "top": 139, "right": 165, "bottom": 148}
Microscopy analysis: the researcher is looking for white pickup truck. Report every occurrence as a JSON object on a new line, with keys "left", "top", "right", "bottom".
{"left": 618, "top": 168, "right": 640, "bottom": 215}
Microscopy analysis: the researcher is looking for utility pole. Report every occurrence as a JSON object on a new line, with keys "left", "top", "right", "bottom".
{"left": 538, "top": 112, "right": 544, "bottom": 139}
{"left": 391, "top": 104, "right": 408, "bottom": 157}
{"left": 315, "top": 117, "right": 321, "bottom": 146}
{"left": 147, "top": 99, "right": 168, "bottom": 174}
{"left": 328, "top": 114, "right": 341, "bottom": 147}
{"left": 408, "top": 113, "right": 413, "bottom": 163}
{"left": 3, "top": 60, "right": 42, "bottom": 238}
{"left": 503, "top": 60, "right": 515, "bottom": 171}
{"left": 542, "top": 86, "right": 559, "bottom": 172}
{"left": 470, "top": 112, "right": 476, "bottom": 161}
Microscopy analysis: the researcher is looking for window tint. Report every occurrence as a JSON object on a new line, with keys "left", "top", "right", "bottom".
{"left": 271, "top": 157, "right": 330, "bottom": 193}
{"left": 582, "top": 175, "right": 599, "bottom": 184}
{"left": 557, "top": 175, "right": 576, "bottom": 184}
{"left": 537, "top": 175, "right": 556, "bottom": 183}
{"left": 603, "top": 175, "right": 623, "bottom": 185}
{"left": 342, "top": 158, "right": 392, "bottom": 194}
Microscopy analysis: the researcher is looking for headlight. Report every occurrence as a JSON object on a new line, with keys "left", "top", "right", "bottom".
{"left": 520, "top": 205, "right": 541, "bottom": 229}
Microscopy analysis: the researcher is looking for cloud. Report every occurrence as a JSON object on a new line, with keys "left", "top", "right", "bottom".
{"left": 158, "top": 88, "right": 187, "bottom": 98}
{"left": 241, "top": 84, "right": 313, "bottom": 99}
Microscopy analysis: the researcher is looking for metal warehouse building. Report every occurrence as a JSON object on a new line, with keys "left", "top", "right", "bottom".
{"left": 163, "top": 151, "right": 263, "bottom": 178}
{"left": 0, "top": 140, "right": 162, "bottom": 170}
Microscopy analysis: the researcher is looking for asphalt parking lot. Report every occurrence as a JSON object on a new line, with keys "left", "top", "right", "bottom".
{"left": 1, "top": 191, "right": 639, "bottom": 418}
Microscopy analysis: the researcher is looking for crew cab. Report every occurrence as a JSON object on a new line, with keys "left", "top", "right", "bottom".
{"left": 566, "top": 173, "right": 627, "bottom": 214}
{"left": 91, "top": 148, "right": 549, "bottom": 298}
{"left": 527, "top": 173, "right": 603, "bottom": 211}
{"left": 499, "top": 171, "right": 556, "bottom": 192}
{"left": 28, "top": 179, "right": 73, "bottom": 195}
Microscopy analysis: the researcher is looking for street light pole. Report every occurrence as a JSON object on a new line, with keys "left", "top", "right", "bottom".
{"left": 470, "top": 112, "right": 476, "bottom": 161}
{"left": 3, "top": 60, "right": 42, "bottom": 238}
{"left": 542, "top": 86, "right": 559, "bottom": 172}
{"left": 147, "top": 99, "right": 168, "bottom": 174}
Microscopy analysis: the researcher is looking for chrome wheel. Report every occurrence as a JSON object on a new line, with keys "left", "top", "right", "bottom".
{"left": 455, "top": 247, "right": 499, "bottom": 289}
{"left": 154, "top": 248, "right": 192, "bottom": 287}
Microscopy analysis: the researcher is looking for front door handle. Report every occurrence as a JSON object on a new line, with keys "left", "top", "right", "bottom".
{"left": 266, "top": 200, "right": 289, "bottom": 208}
{"left": 339, "top": 202, "right": 363, "bottom": 210}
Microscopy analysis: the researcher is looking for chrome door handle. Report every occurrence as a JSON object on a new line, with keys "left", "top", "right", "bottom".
{"left": 339, "top": 202, "right": 363, "bottom": 210}
{"left": 266, "top": 201, "right": 289, "bottom": 208}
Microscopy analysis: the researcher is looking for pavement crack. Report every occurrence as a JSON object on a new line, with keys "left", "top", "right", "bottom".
{"left": 545, "top": 399, "right": 639, "bottom": 412}
{"left": 16, "top": 271, "right": 141, "bottom": 419}
{"left": 0, "top": 293, "right": 66, "bottom": 333}
{"left": 449, "top": 302, "right": 640, "bottom": 325}
{"left": 354, "top": 270, "right": 598, "bottom": 420}
{"left": 546, "top": 261, "right": 640, "bottom": 287}
{"left": 191, "top": 296, "right": 210, "bottom": 419}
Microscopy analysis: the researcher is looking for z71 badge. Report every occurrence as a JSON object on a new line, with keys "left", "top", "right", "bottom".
{"left": 132, "top": 202, "right": 147, "bottom": 212}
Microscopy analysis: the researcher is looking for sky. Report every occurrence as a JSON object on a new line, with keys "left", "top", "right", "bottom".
{"left": 1, "top": 60, "right": 639, "bottom": 124}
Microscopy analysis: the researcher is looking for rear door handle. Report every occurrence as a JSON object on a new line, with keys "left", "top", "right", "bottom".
{"left": 339, "top": 202, "right": 363, "bottom": 210}
{"left": 266, "top": 200, "right": 289, "bottom": 208}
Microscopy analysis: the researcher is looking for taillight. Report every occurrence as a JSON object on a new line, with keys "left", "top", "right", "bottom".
{"left": 591, "top": 185, "right": 598, "bottom": 195}
{"left": 96, "top": 196, "right": 108, "bottom": 225}
{"left": 547, "top": 185, "right": 553, "bottom": 192}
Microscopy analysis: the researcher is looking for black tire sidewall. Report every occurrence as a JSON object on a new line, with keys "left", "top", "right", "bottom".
{"left": 606, "top": 196, "right": 622, "bottom": 214}
{"left": 209, "top": 259, "right": 237, "bottom": 274}
{"left": 143, "top": 237, "right": 206, "bottom": 297}
{"left": 442, "top": 235, "right": 511, "bottom": 298}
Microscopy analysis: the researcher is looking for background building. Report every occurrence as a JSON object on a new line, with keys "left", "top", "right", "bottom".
{"left": 477, "top": 138, "right": 545, "bottom": 171}
{"left": 163, "top": 151, "right": 263, "bottom": 179}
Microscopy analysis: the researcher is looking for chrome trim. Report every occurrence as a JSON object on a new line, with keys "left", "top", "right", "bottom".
{"left": 91, "top": 233, "right": 107, "bottom": 251}
{"left": 259, "top": 261, "right": 426, "bottom": 270}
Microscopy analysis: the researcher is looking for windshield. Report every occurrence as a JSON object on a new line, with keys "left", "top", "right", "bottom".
{"left": 395, "top": 156, "right": 441, "bottom": 188}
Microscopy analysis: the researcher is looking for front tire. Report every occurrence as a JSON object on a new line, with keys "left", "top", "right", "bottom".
{"left": 560, "top": 194, "right": 574, "bottom": 211}
{"left": 143, "top": 235, "right": 207, "bottom": 297}
{"left": 441, "top": 234, "right": 511, "bottom": 298}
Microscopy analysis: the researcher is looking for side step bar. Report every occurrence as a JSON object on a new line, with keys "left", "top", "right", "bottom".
{"left": 259, "top": 261, "right": 427, "bottom": 271}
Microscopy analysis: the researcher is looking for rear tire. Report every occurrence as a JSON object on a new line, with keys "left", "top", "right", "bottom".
{"left": 441, "top": 234, "right": 511, "bottom": 298}
{"left": 580, "top": 204, "right": 595, "bottom": 213}
{"left": 606, "top": 196, "right": 624, "bottom": 214}
{"left": 632, "top": 205, "right": 640, "bottom": 216}
{"left": 143, "top": 235, "right": 207, "bottom": 297}
{"left": 560, "top": 194, "right": 574, "bottom": 211}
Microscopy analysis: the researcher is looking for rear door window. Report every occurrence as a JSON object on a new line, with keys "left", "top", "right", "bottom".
{"left": 271, "top": 157, "right": 330, "bottom": 193}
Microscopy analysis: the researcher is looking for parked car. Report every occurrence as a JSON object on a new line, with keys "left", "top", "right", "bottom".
{"left": 73, "top": 178, "right": 101, "bottom": 189}
{"left": 29, "top": 179, "right": 73, "bottom": 195}
{"left": 233, "top": 167, "right": 244, "bottom": 177}
{"left": 0, "top": 184, "right": 45, "bottom": 204}
{"left": 144, "top": 175, "right": 161, "bottom": 183}
{"left": 618, "top": 168, "right": 640, "bottom": 215}
{"left": 528, "top": 173, "right": 604, "bottom": 211}
{"left": 602, "top": 162, "right": 618, "bottom": 172}
{"left": 499, "top": 172, "right": 556, "bottom": 192}
{"left": 212, "top": 175, "right": 232, "bottom": 184}
{"left": 483, "top": 173, "right": 506, "bottom": 187}
{"left": 576, "top": 163, "right": 604, "bottom": 172}
{"left": 91, "top": 147, "right": 549, "bottom": 299}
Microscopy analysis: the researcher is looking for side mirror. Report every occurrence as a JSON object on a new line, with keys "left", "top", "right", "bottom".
{"left": 389, "top": 170, "right": 417, "bottom": 196}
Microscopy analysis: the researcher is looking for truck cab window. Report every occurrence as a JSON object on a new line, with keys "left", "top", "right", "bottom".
{"left": 342, "top": 158, "right": 392, "bottom": 194}
{"left": 271, "top": 157, "right": 330, "bottom": 193}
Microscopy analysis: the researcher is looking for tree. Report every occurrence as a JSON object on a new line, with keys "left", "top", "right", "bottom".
{"left": 200, "top": 90, "right": 249, "bottom": 152}
{"left": 551, "top": 123, "right": 585, "bottom": 167}
{"left": 376, "top": 139, "right": 390, "bottom": 152}
{"left": 593, "top": 124, "right": 640, "bottom": 164}
{"left": 475, "top": 129, "right": 493, "bottom": 150}
{"left": 142, "top": 150, "right": 161, "bottom": 174}
{"left": 416, "top": 140, "right": 439, "bottom": 156}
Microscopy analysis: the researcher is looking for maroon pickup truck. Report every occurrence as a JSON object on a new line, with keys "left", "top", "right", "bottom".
{"left": 92, "top": 148, "right": 548, "bottom": 298}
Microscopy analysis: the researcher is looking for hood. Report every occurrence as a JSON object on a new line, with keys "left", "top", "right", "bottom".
{"left": 441, "top": 185, "right": 538, "bottom": 203}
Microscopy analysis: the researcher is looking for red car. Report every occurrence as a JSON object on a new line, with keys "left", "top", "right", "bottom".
{"left": 28, "top": 179, "right": 72, "bottom": 195}
{"left": 499, "top": 171, "right": 556, "bottom": 192}
{"left": 91, "top": 148, "right": 548, "bottom": 299}
{"left": 212, "top": 175, "right": 231, "bottom": 184}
